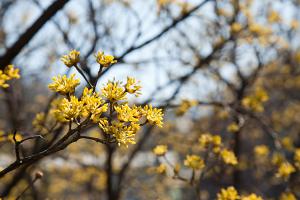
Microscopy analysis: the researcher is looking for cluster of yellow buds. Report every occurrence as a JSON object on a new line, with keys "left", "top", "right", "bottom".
{"left": 48, "top": 74, "right": 80, "bottom": 95}
{"left": 184, "top": 154, "right": 205, "bottom": 170}
{"left": 226, "top": 122, "right": 240, "bottom": 133}
{"left": 217, "top": 186, "right": 263, "bottom": 200}
{"left": 294, "top": 148, "right": 300, "bottom": 169}
{"left": 61, "top": 50, "right": 80, "bottom": 67}
{"left": 153, "top": 145, "right": 168, "bottom": 156}
{"left": 242, "top": 87, "right": 269, "bottom": 112}
{"left": 0, "top": 65, "right": 20, "bottom": 88}
{"left": 275, "top": 161, "right": 296, "bottom": 179}
{"left": 280, "top": 192, "right": 297, "bottom": 200}
{"left": 254, "top": 145, "right": 270, "bottom": 157}
{"left": 94, "top": 51, "right": 117, "bottom": 67}
{"left": 46, "top": 50, "right": 163, "bottom": 146}
{"left": 268, "top": 10, "right": 281, "bottom": 23}
{"left": 199, "top": 133, "right": 238, "bottom": 165}
{"left": 0, "top": 131, "right": 22, "bottom": 143}
{"left": 199, "top": 132, "right": 222, "bottom": 153}
{"left": 175, "top": 99, "right": 198, "bottom": 116}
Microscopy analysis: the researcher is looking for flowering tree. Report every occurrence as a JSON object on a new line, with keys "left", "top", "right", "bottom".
{"left": 0, "top": 0, "right": 300, "bottom": 199}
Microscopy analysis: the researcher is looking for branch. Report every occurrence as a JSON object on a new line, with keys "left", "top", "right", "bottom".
{"left": 0, "top": 0, "right": 71, "bottom": 68}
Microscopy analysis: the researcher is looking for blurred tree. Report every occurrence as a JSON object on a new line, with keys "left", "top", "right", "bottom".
{"left": 0, "top": 0, "right": 300, "bottom": 199}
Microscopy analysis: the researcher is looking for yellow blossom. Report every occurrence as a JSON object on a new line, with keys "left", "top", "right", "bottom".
{"left": 254, "top": 145, "right": 269, "bottom": 157}
{"left": 114, "top": 104, "right": 141, "bottom": 122}
{"left": 231, "top": 22, "right": 242, "bottom": 33}
{"left": 242, "top": 88, "right": 269, "bottom": 112}
{"left": 0, "top": 65, "right": 20, "bottom": 88}
{"left": 61, "top": 50, "right": 80, "bottom": 67}
{"left": 125, "top": 77, "right": 141, "bottom": 96}
{"left": 155, "top": 163, "right": 167, "bottom": 174}
{"left": 81, "top": 87, "right": 108, "bottom": 122}
{"left": 153, "top": 145, "right": 168, "bottom": 156}
{"left": 48, "top": 73, "right": 80, "bottom": 95}
{"left": 53, "top": 96, "right": 83, "bottom": 122}
{"left": 8, "top": 132, "right": 23, "bottom": 143}
{"left": 184, "top": 154, "right": 205, "bottom": 170}
{"left": 294, "top": 148, "right": 300, "bottom": 169}
{"left": 102, "top": 80, "right": 126, "bottom": 102}
{"left": 282, "top": 136, "right": 294, "bottom": 151}
{"left": 142, "top": 105, "right": 163, "bottom": 127}
{"left": 221, "top": 149, "right": 238, "bottom": 165}
{"left": 276, "top": 162, "right": 296, "bottom": 179}
{"left": 227, "top": 122, "right": 239, "bottom": 133}
{"left": 268, "top": 10, "right": 281, "bottom": 23}
{"left": 95, "top": 51, "right": 117, "bottom": 67}
{"left": 199, "top": 133, "right": 222, "bottom": 153}
{"left": 99, "top": 120, "right": 140, "bottom": 146}
{"left": 241, "top": 194, "right": 263, "bottom": 200}
{"left": 176, "top": 99, "right": 198, "bottom": 116}
{"left": 280, "top": 192, "right": 297, "bottom": 200}
{"left": 217, "top": 186, "right": 239, "bottom": 200}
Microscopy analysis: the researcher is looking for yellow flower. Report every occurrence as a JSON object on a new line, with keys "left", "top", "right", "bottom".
{"left": 48, "top": 73, "right": 80, "bottom": 95}
{"left": 276, "top": 162, "right": 296, "bottom": 179}
{"left": 125, "top": 77, "right": 141, "bottom": 96}
{"left": 199, "top": 133, "right": 222, "bottom": 153}
{"left": 227, "top": 122, "right": 239, "bottom": 133}
{"left": 4, "top": 65, "right": 20, "bottom": 79}
{"left": 95, "top": 51, "right": 117, "bottom": 67}
{"left": 102, "top": 80, "right": 126, "bottom": 102}
{"left": 114, "top": 104, "right": 141, "bottom": 122}
{"left": 153, "top": 145, "right": 168, "bottom": 156}
{"left": 8, "top": 132, "right": 23, "bottom": 142}
{"left": 231, "top": 22, "right": 242, "bottom": 33}
{"left": 254, "top": 145, "right": 269, "bottom": 157}
{"left": 155, "top": 163, "right": 167, "bottom": 174}
{"left": 0, "top": 65, "right": 20, "bottom": 88}
{"left": 282, "top": 136, "right": 294, "bottom": 151}
{"left": 99, "top": 120, "right": 140, "bottom": 146}
{"left": 241, "top": 194, "right": 263, "bottom": 200}
{"left": 268, "top": 10, "right": 281, "bottom": 23}
{"left": 184, "top": 154, "right": 205, "bottom": 170}
{"left": 142, "top": 105, "right": 163, "bottom": 127}
{"left": 175, "top": 99, "right": 198, "bottom": 116}
{"left": 242, "top": 88, "right": 269, "bottom": 112}
{"left": 81, "top": 87, "right": 108, "bottom": 122}
{"left": 294, "top": 148, "right": 300, "bottom": 169}
{"left": 280, "top": 192, "right": 297, "bottom": 200}
{"left": 271, "top": 152, "right": 284, "bottom": 165}
{"left": 61, "top": 50, "right": 80, "bottom": 67}
{"left": 217, "top": 186, "right": 239, "bottom": 200}
{"left": 199, "top": 133, "right": 213, "bottom": 148}
{"left": 221, "top": 149, "right": 238, "bottom": 165}
{"left": 53, "top": 96, "right": 83, "bottom": 122}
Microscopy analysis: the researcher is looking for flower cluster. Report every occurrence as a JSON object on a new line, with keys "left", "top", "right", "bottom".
{"left": 48, "top": 74, "right": 80, "bottom": 95}
{"left": 153, "top": 145, "right": 168, "bottom": 156}
{"left": 175, "top": 99, "right": 198, "bottom": 116}
{"left": 220, "top": 149, "right": 238, "bottom": 165}
{"left": 276, "top": 162, "right": 296, "bottom": 179}
{"left": 0, "top": 65, "right": 20, "bottom": 88}
{"left": 217, "top": 186, "right": 263, "bottom": 200}
{"left": 254, "top": 145, "right": 270, "bottom": 157}
{"left": 61, "top": 50, "right": 80, "bottom": 67}
{"left": 199, "top": 132, "right": 238, "bottom": 165}
{"left": 184, "top": 154, "right": 205, "bottom": 170}
{"left": 217, "top": 186, "right": 239, "bottom": 200}
{"left": 47, "top": 50, "right": 163, "bottom": 146}
{"left": 242, "top": 87, "right": 269, "bottom": 112}
{"left": 95, "top": 51, "right": 117, "bottom": 67}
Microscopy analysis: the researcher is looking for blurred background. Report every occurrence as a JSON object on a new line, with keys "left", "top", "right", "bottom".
{"left": 0, "top": 0, "right": 300, "bottom": 199}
